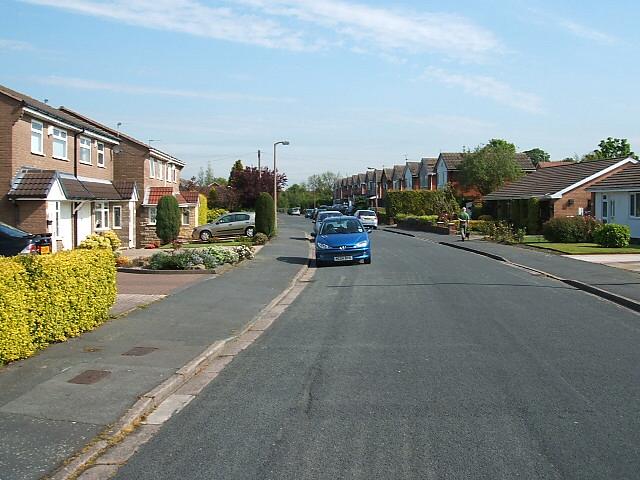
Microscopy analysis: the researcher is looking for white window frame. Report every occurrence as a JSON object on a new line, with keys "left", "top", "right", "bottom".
{"left": 149, "top": 158, "right": 155, "bottom": 178}
{"left": 181, "top": 207, "right": 190, "bottom": 226}
{"left": 95, "top": 202, "right": 110, "bottom": 230}
{"left": 97, "top": 142, "right": 105, "bottom": 168}
{"left": 31, "top": 119, "right": 44, "bottom": 155}
{"left": 148, "top": 206, "right": 157, "bottom": 225}
{"left": 79, "top": 136, "right": 92, "bottom": 165}
{"left": 112, "top": 205, "right": 122, "bottom": 229}
{"left": 51, "top": 127, "right": 68, "bottom": 160}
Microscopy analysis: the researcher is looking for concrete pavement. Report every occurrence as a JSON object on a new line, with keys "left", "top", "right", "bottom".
{"left": 0, "top": 215, "right": 310, "bottom": 480}
{"left": 114, "top": 228, "right": 640, "bottom": 479}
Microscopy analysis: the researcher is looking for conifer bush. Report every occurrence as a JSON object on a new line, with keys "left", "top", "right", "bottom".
{"left": 156, "top": 195, "right": 181, "bottom": 244}
{"left": 255, "top": 192, "right": 275, "bottom": 237}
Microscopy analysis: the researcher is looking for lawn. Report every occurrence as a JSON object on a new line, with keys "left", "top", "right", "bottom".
{"left": 524, "top": 241, "right": 640, "bottom": 255}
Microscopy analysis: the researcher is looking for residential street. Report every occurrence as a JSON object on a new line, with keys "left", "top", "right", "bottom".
{"left": 114, "top": 216, "right": 640, "bottom": 480}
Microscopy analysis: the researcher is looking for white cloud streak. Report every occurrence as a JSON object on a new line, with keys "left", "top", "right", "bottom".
{"left": 422, "top": 67, "right": 544, "bottom": 114}
{"left": 558, "top": 20, "right": 618, "bottom": 45}
{"left": 0, "top": 38, "right": 34, "bottom": 51}
{"left": 36, "top": 75, "right": 296, "bottom": 103}
{"left": 21, "top": 0, "right": 501, "bottom": 60}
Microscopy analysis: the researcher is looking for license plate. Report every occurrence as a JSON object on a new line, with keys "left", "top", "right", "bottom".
{"left": 39, "top": 245, "right": 50, "bottom": 254}
{"left": 334, "top": 255, "right": 353, "bottom": 261}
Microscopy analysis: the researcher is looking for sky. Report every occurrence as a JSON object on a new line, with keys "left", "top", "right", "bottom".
{"left": 1, "top": 0, "right": 639, "bottom": 184}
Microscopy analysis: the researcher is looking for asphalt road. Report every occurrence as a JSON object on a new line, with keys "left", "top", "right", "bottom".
{"left": 115, "top": 217, "right": 640, "bottom": 479}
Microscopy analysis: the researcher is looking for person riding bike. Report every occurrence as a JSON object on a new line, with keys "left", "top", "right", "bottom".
{"left": 459, "top": 207, "right": 470, "bottom": 241}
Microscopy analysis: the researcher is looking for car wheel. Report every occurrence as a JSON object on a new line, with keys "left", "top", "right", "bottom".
{"left": 364, "top": 257, "right": 371, "bottom": 264}
{"left": 199, "top": 230, "right": 212, "bottom": 241}
{"left": 245, "top": 226, "right": 255, "bottom": 237}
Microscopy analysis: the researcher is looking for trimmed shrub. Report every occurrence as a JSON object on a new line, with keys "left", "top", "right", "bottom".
{"left": 483, "top": 221, "right": 525, "bottom": 244}
{"left": 478, "top": 214, "right": 494, "bottom": 221}
{"left": 77, "top": 233, "right": 112, "bottom": 251}
{"left": 469, "top": 220, "right": 491, "bottom": 232}
{"left": 198, "top": 193, "right": 208, "bottom": 226}
{"left": 542, "top": 216, "right": 600, "bottom": 243}
{"left": 385, "top": 188, "right": 459, "bottom": 218}
{"left": 253, "top": 232, "right": 268, "bottom": 245}
{"left": 255, "top": 192, "right": 275, "bottom": 237}
{"left": 594, "top": 224, "right": 631, "bottom": 248}
{"left": 0, "top": 250, "right": 116, "bottom": 364}
{"left": 156, "top": 195, "right": 181, "bottom": 244}
{"left": 206, "top": 208, "right": 228, "bottom": 223}
{"left": 148, "top": 246, "right": 244, "bottom": 270}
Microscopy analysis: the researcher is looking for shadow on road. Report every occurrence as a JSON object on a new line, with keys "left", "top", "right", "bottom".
{"left": 289, "top": 236, "right": 309, "bottom": 241}
{"left": 327, "top": 282, "right": 574, "bottom": 289}
{"left": 276, "top": 256, "right": 310, "bottom": 265}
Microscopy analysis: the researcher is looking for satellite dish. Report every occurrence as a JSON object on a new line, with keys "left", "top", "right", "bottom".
{"left": 113, "top": 145, "right": 122, "bottom": 154}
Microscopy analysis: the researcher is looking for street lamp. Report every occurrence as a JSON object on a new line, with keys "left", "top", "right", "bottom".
{"left": 273, "top": 140, "right": 289, "bottom": 231}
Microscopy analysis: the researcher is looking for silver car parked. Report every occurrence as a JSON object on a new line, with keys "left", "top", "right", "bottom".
{"left": 313, "top": 210, "right": 342, "bottom": 235}
{"left": 192, "top": 212, "right": 255, "bottom": 241}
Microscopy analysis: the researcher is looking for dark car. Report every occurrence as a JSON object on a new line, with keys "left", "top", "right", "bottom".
{"left": 304, "top": 209, "right": 314, "bottom": 218}
{"left": 315, "top": 216, "right": 371, "bottom": 267}
{"left": 0, "top": 221, "right": 52, "bottom": 256}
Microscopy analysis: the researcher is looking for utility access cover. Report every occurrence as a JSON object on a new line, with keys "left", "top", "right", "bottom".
{"left": 68, "top": 370, "right": 111, "bottom": 385}
{"left": 122, "top": 346, "right": 158, "bottom": 356}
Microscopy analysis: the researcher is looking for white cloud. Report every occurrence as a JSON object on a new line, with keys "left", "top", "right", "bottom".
{"left": 0, "top": 38, "right": 34, "bottom": 51}
{"left": 558, "top": 20, "right": 618, "bottom": 45}
{"left": 36, "top": 75, "right": 295, "bottom": 103}
{"left": 22, "top": 0, "right": 501, "bottom": 60}
{"left": 421, "top": 67, "right": 544, "bottom": 114}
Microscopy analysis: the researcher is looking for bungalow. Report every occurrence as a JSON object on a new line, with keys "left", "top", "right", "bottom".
{"left": 483, "top": 157, "right": 636, "bottom": 225}
{"left": 402, "top": 162, "right": 420, "bottom": 191}
{"left": 418, "top": 157, "right": 437, "bottom": 190}
{"left": 0, "top": 84, "right": 136, "bottom": 251}
{"left": 435, "top": 152, "right": 535, "bottom": 199}
{"left": 587, "top": 162, "right": 640, "bottom": 239}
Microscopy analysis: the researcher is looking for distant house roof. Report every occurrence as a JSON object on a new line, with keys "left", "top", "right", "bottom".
{"left": 587, "top": 162, "right": 640, "bottom": 191}
{"left": 438, "top": 152, "right": 535, "bottom": 172}
{"left": 537, "top": 161, "right": 575, "bottom": 169}
{"left": 391, "top": 165, "right": 404, "bottom": 181}
{"left": 483, "top": 157, "right": 635, "bottom": 201}
{"left": 0, "top": 84, "right": 118, "bottom": 142}
{"left": 374, "top": 169, "right": 384, "bottom": 182}
{"left": 180, "top": 190, "right": 200, "bottom": 203}
{"left": 358, "top": 173, "right": 366, "bottom": 184}
{"left": 404, "top": 161, "right": 420, "bottom": 176}
{"left": 420, "top": 157, "right": 437, "bottom": 174}
{"left": 144, "top": 186, "right": 197, "bottom": 206}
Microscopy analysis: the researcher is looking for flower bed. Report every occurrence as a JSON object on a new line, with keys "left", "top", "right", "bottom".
{"left": 147, "top": 245, "right": 254, "bottom": 270}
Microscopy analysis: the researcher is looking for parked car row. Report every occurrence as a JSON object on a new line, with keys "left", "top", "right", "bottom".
{"left": 305, "top": 208, "right": 374, "bottom": 267}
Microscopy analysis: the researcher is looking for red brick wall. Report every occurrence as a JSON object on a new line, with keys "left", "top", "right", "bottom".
{"left": 0, "top": 95, "right": 20, "bottom": 224}
{"left": 16, "top": 200, "right": 47, "bottom": 233}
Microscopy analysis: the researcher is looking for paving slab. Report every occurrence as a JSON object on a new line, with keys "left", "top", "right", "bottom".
{"left": 0, "top": 215, "right": 310, "bottom": 480}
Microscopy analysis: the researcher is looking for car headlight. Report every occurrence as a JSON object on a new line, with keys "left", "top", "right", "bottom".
{"left": 317, "top": 242, "right": 330, "bottom": 249}
{"left": 354, "top": 240, "right": 369, "bottom": 248}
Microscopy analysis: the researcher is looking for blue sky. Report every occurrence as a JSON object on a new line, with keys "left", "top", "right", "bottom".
{"left": 1, "top": 0, "right": 638, "bottom": 184}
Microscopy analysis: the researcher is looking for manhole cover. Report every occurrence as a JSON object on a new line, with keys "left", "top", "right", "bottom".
{"left": 122, "top": 346, "right": 158, "bottom": 356}
{"left": 68, "top": 370, "right": 111, "bottom": 385}
{"left": 83, "top": 346, "right": 102, "bottom": 353}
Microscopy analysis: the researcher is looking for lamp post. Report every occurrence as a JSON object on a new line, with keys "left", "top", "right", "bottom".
{"left": 273, "top": 140, "right": 289, "bottom": 231}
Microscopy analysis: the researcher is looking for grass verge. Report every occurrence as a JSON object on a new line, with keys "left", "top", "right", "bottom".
{"left": 525, "top": 242, "right": 640, "bottom": 255}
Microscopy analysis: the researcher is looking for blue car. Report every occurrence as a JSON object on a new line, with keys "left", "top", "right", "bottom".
{"left": 315, "top": 216, "right": 371, "bottom": 267}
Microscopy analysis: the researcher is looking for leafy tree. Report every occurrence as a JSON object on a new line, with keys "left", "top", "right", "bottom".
{"left": 229, "top": 166, "right": 287, "bottom": 209}
{"left": 228, "top": 160, "right": 244, "bottom": 186}
{"left": 155, "top": 195, "right": 181, "bottom": 244}
{"left": 198, "top": 193, "right": 207, "bottom": 226}
{"left": 207, "top": 187, "right": 219, "bottom": 208}
{"left": 459, "top": 139, "right": 523, "bottom": 196}
{"left": 523, "top": 148, "right": 550, "bottom": 167}
{"left": 307, "top": 171, "right": 340, "bottom": 205}
{"left": 582, "top": 137, "right": 637, "bottom": 161}
{"left": 255, "top": 192, "right": 275, "bottom": 237}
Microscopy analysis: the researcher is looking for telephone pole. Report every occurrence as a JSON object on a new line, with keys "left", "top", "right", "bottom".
{"left": 257, "top": 150, "right": 261, "bottom": 179}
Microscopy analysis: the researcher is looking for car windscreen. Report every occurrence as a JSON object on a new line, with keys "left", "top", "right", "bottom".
{"left": 318, "top": 212, "right": 341, "bottom": 221}
{"left": 359, "top": 210, "right": 376, "bottom": 216}
{"left": 0, "top": 221, "right": 28, "bottom": 238}
{"left": 320, "top": 218, "right": 364, "bottom": 235}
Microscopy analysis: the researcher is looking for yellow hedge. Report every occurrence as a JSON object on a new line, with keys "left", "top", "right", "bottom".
{"left": 0, "top": 250, "right": 116, "bottom": 364}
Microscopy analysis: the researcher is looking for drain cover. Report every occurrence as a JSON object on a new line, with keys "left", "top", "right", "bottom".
{"left": 122, "top": 346, "right": 158, "bottom": 356}
{"left": 83, "top": 346, "right": 102, "bottom": 353}
{"left": 68, "top": 370, "right": 111, "bottom": 385}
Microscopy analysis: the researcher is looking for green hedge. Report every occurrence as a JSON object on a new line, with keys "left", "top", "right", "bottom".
{"left": 594, "top": 224, "right": 631, "bottom": 247}
{"left": 385, "top": 189, "right": 459, "bottom": 218}
{"left": 0, "top": 250, "right": 116, "bottom": 364}
{"left": 542, "top": 216, "right": 600, "bottom": 243}
{"left": 198, "top": 193, "right": 208, "bottom": 226}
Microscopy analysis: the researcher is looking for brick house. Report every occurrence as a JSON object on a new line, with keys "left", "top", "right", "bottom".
{"left": 483, "top": 157, "right": 636, "bottom": 224}
{"left": 402, "top": 161, "right": 420, "bottom": 191}
{"left": 434, "top": 152, "right": 536, "bottom": 199}
{"left": 0, "top": 84, "right": 137, "bottom": 251}
{"left": 59, "top": 107, "right": 199, "bottom": 247}
{"left": 390, "top": 165, "right": 405, "bottom": 191}
{"left": 380, "top": 167, "right": 393, "bottom": 199}
{"left": 418, "top": 157, "right": 437, "bottom": 190}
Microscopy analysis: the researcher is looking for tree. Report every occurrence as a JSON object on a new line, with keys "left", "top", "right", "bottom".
{"left": 582, "top": 137, "right": 637, "bottom": 161}
{"left": 523, "top": 148, "right": 550, "bottom": 167}
{"left": 197, "top": 161, "right": 216, "bottom": 186}
{"left": 307, "top": 171, "right": 340, "bottom": 205}
{"left": 459, "top": 139, "right": 523, "bottom": 196}
{"left": 229, "top": 166, "right": 287, "bottom": 209}
{"left": 207, "top": 187, "right": 219, "bottom": 208}
{"left": 228, "top": 160, "right": 244, "bottom": 186}
{"left": 255, "top": 192, "right": 275, "bottom": 237}
{"left": 155, "top": 195, "right": 181, "bottom": 244}
{"left": 198, "top": 193, "right": 207, "bottom": 226}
